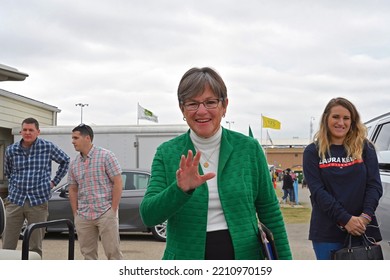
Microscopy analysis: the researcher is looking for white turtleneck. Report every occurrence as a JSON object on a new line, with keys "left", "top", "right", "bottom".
{"left": 190, "top": 126, "right": 228, "bottom": 232}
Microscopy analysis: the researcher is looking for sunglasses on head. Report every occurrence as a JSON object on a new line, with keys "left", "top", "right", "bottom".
{"left": 76, "top": 123, "right": 93, "bottom": 138}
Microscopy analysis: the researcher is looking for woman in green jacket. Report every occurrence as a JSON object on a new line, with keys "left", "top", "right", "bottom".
{"left": 140, "top": 67, "right": 292, "bottom": 260}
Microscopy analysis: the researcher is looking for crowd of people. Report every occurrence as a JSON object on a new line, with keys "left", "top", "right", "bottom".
{"left": 1, "top": 68, "right": 383, "bottom": 261}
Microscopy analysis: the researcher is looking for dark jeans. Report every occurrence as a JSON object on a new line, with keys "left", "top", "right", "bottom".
{"left": 282, "top": 188, "right": 294, "bottom": 202}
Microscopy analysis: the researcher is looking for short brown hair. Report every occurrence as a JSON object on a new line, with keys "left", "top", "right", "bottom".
{"left": 22, "top": 118, "right": 39, "bottom": 129}
{"left": 72, "top": 124, "right": 94, "bottom": 141}
{"left": 177, "top": 67, "right": 228, "bottom": 110}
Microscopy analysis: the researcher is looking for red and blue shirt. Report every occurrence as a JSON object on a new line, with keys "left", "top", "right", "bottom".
{"left": 68, "top": 145, "right": 121, "bottom": 220}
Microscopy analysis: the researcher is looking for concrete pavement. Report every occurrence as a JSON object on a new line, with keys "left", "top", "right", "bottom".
{"left": 278, "top": 183, "right": 316, "bottom": 260}
{"left": 1, "top": 183, "right": 316, "bottom": 260}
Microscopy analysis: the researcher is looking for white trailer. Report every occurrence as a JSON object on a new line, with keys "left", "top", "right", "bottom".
{"left": 12, "top": 124, "right": 189, "bottom": 186}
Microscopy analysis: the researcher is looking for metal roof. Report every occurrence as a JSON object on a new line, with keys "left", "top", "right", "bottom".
{"left": 0, "top": 63, "right": 29, "bottom": 81}
{"left": 0, "top": 88, "right": 60, "bottom": 112}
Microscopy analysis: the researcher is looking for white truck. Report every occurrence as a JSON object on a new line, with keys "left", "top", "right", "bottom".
{"left": 365, "top": 112, "right": 390, "bottom": 259}
{"left": 12, "top": 124, "right": 189, "bottom": 186}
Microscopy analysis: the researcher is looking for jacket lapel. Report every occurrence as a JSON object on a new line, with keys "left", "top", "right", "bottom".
{"left": 181, "top": 128, "right": 233, "bottom": 176}
{"left": 218, "top": 128, "right": 233, "bottom": 177}
{"left": 181, "top": 131, "right": 204, "bottom": 176}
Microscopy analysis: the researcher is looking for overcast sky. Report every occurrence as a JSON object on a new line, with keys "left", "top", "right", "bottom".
{"left": 1, "top": 0, "right": 390, "bottom": 141}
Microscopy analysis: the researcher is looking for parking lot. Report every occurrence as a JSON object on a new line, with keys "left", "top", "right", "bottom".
{"left": 1, "top": 232, "right": 167, "bottom": 260}
{"left": 1, "top": 224, "right": 315, "bottom": 260}
{"left": 8, "top": 184, "right": 388, "bottom": 260}
{"left": 5, "top": 184, "right": 390, "bottom": 260}
{"left": 11, "top": 184, "right": 390, "bottom": 260}
{"left": 1, "top": 184, "right": 317, "bottom": 260}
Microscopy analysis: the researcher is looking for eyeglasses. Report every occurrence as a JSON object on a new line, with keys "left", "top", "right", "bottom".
{"left": 181, "top": 98, "right": 223, "bottom": 111}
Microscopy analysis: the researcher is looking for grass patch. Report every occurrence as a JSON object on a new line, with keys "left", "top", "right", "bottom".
{"left": 274, "top": 185, "right": 312, "bottom": 224}
{"left": 281, "top": 207, "right": 311, "bottom": 224}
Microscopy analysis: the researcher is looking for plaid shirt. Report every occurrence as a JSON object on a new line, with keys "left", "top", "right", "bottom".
{"left": 68, "top": 145, "right": 122, "bottom": 220}
{"left": 5, "top": 138, "right": 70, "bottom": 206}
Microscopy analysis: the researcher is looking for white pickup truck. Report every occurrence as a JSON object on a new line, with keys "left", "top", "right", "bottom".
{"left": 365, "top": 112, "right": 390, "bottom": 259}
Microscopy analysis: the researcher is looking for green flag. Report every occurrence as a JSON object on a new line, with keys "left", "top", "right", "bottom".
{"left": 249, "top": 126, "right": 254, "bottom": 138}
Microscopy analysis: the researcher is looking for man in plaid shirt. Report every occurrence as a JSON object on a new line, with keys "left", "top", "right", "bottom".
{"left": 68, "top": 124, "right": 123, "bottom": 260}
{"left": 2, "top": 117, "right": 70, "bottom": 257}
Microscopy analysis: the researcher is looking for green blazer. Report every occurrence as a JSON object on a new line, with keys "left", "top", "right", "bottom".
{"left": 140, "top": 128, "right": 292, "bottom": 260}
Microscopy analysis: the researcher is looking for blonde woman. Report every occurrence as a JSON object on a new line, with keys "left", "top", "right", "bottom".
{"left": 303, "top": 97, "right": 382, "bottom": 260}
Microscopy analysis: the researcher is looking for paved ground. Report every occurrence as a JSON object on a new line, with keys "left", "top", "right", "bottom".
{"left": 1, "top": 183, "right": 316, "bottom": 260}
{"left": 278, "top": 183, "right": 316, "bottom": 260}
{"left": 281, "top": 184, "right": 390, "bottom": 260}
{"left": 1, "top": 232, "right": 167, "bottom": 260}
{"left": 37, "top": 182, "right": 388, "bottom": 260}
{"left": 4, "top": 181, "right": 390, "bottom": 260}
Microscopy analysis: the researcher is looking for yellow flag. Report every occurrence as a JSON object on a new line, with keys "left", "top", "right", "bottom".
{"left": 262, "top": 115, "right": 281, "bottom": 130}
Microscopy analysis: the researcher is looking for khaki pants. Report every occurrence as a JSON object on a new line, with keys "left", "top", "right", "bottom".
{"left": 2, "top": 199, "right": 48, "bottom": 257}
{"left": 75, "top": 208, "right": 123, "bottom": 260}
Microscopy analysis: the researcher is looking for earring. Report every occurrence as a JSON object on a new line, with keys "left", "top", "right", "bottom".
{"left": 183, "top": 117, "right": 186, "bottom": 121}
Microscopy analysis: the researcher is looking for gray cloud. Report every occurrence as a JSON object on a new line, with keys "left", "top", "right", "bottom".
{"left": 1, "top": 0, "right": 389, "bottom": 141}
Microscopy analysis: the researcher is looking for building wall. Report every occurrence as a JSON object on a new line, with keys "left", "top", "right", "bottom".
{"left": 0, "top": 127, "right": 12, "bottom": 198}
{"left": 1, "top": 65, "right": 58, "bottom": 197}
{"left": 264, "top": 147, "right": 304, "bottom": 170}
{"left": 0, "top": 93, "right": 58, "bottom": 198}
{"left": 0, "top": 94, "right": 56, "bottom": 128}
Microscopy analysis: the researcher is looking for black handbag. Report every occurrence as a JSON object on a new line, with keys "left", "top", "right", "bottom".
{"left": 258, "top": 223, "right": 279, "bottom": 260}
{"left": 332, "top": 234, "right": 384, "bottom": 260}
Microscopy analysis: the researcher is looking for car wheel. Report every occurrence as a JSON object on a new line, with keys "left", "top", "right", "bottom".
{"left": 150, "top": 221, "right": 167, "bottom": 242}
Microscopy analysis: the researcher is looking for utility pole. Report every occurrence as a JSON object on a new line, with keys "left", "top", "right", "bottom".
{"left": 309, "top": 117, "right": 315, "bottom": 142}
{"left": 75, "top": 103, "right": 88, "bottom": 123}
{"left": 226, "top": 120, "right": 234, "bottom": 130}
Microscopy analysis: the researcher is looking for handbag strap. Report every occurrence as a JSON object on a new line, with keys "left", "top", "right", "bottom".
{"left": 345, "top": 233, "right": 372, "bottom": 250}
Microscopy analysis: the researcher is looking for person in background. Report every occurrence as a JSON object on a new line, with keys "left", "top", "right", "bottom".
{"left": 290, "top": 170, "right": 296, "bottom": 181}
{"left": 140, "top": 67, "right": 292, "bottom": 260}
{"left": 2, "top": 117, "right": 70, "bottom": 257}
{"left": 290, "top": 170, "right": 297, "bottom": 204}
{"left": 281, "top": 168, "right": 294, "bottom": 205}
{"left": 303, "top": 97, "right": 382, "bottom": 260}
{"left": 292, "top": 171, "right": 299, "bottom": 204}
{"left": 302, "top": 177, "right": 308, "bottom": 188}
{"left": 272, "top": 172, "right": 277, "bottom": 189}
{"left": 68, "top": 124, "right": 123, "bottom": 260}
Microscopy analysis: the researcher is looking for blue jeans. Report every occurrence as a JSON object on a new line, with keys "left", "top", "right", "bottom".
{"left": 312, "top": 241, "right": 344, "bottom": 260}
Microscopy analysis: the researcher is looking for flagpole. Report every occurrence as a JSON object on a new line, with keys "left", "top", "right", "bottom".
{"left": 264, "top": 129, "right": 268, "bottom": 159}
{"left": 137, "top": 102, "right": 139, "bottom": 125}
{"left": 261, "top": 114, "right": 263, "bottom": 145}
